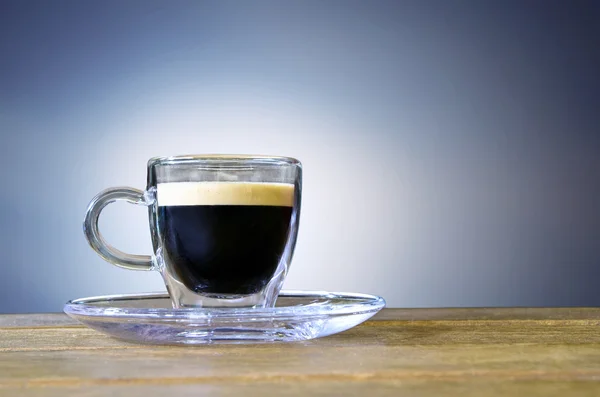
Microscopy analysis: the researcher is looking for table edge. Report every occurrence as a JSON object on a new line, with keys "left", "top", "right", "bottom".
{"left": 3, "top": 307, "right": 600, "bottom": 328}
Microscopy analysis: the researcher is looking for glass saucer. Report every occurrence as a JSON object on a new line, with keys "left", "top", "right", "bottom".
{"left": 63, "top": 290, "right": 385, "bottom": 345}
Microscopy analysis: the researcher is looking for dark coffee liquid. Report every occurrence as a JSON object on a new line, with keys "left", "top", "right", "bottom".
{"left": 158, "top": 204, "right": 293, "bottom": 295}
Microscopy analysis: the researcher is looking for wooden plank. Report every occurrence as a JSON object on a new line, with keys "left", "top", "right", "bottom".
{"left": 1, "top": 380, "right": 600, "bottom": 397}
{"left": 3, "top": 318, "right": 600, "bottom": 351}
{"left": 373, "top": 307, "right": 600, "bottom": 321}
{"left": 0, "top": 313, "right": 79, "bottom": 328}
{"left": 2, "top": 310, "right": 600, "bottom": 396}
{"left": 2, "top": 343, "right": 600, "bottom": 382}
{"left": 2, "top": 321, "right": 600, "bottom": 381}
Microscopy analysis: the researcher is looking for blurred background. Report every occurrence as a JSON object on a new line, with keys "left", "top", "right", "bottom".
{"left": 1, "top": 0, "right": 599, "bottom": 313}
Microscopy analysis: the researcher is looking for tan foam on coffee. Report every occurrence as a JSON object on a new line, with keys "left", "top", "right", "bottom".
{"left": 157, "top": 182, "right": 294, "bottom": 207}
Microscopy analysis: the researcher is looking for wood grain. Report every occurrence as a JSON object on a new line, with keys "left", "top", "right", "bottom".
{"left": 1, "top": 309, "right": 600, "bottom": 396}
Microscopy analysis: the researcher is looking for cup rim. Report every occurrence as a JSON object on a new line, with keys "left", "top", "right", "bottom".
{"left": 148, "top": 154, "right": 301, "bottom": 167}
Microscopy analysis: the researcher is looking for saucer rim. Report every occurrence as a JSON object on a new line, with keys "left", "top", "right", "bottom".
{"left": 63, "top": 290, "right": 386, "bottom": 320}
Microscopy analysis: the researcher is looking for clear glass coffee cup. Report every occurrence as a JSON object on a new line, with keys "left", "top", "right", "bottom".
{"left": 83, "top": 155, "right": 302, "bottom": 308}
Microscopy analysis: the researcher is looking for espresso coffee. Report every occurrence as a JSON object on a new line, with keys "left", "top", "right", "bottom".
{"left": 157, "top": 182, "right": 294, "bottom": 295}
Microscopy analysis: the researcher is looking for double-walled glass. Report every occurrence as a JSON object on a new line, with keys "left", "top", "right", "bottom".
{"left": 84, "top": 155, "right": 302, "bottom": 308}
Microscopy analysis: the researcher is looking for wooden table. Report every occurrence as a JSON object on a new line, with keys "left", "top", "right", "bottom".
{"left": 1, "top": 308, "right": 600, "bottom": 396}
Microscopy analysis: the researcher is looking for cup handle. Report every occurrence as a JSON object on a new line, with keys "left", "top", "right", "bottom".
{"left": 83, "top": 187, "right": 154, "bottom": 271}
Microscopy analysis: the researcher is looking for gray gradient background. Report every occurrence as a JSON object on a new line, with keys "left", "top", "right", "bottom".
{"left": 1, "top": 0, "right": 599, "bottom": 313}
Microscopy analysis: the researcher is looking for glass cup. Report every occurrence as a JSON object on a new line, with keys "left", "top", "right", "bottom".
{"left": 83, "top": 155, "right": 302, "bottom": 308}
